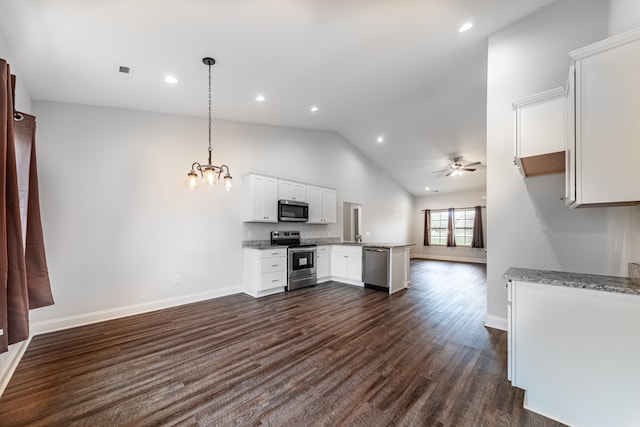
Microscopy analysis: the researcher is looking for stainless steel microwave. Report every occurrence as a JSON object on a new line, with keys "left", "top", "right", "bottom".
{"left": 278, "top": 200, "right": 309, "bottom": 222}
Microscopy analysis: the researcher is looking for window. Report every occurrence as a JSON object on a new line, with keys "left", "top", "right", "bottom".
{"left": 429, "top": 210, "right": 448, "bottom": 246}
{"left": 428, "top": 208, "right": 476, "bottom": 247}
{"left": 454, "top": 208, "right": 475, "bottom": 247}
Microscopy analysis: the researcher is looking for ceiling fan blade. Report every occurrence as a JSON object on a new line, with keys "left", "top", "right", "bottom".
{"left": 432, "top": 169, "right": 447, "bottom": 173}
{"left": 445, "top": 170, "right": 454, "bottom": 177}
{"left": 462, "top": 168, "right": 476, "bottom": 172}
{"left": 464, "top": 161, "right": 481, "bottom": 167}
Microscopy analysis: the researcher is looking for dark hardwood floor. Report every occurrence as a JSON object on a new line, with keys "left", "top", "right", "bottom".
{"left": 0, "top": 260, "right": 564, "bottom": 426}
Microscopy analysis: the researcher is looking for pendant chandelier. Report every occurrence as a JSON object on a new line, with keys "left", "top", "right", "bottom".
{"left": 186, "top": 57, "right": 232, "bottom": 191}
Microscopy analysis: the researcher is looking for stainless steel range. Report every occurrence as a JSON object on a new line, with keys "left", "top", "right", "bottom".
{"left": 270, "top": 231, "right": 317, "bottom": 291}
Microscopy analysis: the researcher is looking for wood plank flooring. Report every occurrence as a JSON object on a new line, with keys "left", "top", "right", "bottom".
{"left": 0, "top": 260, "right": 564, "bottom": 426}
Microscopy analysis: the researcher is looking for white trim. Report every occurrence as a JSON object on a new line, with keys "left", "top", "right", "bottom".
{"left": 570, "top": 26, "right": 640, "bottom": 60}
{"left": 0, "top": 338, "right": 32, "bottom": 397}
{"left": 523, "top": 392, "right": 579, "bottom": 427}
{"left": 512, "top": 87, "right": 565, "bottom": 109}
{"left": 484, "top": 314, "right": 507, "bottom": 331}
{"left": 243, "top": 287, "right": 285, "bottom": 298}
{"left": 30, "top": 286, "right": 243, "bottom": 335}
{"left": 410, "top": 254, "right": 487, "bottom": 264}
{"left": 329, "top": 277, "right": 364, "bottom": 287}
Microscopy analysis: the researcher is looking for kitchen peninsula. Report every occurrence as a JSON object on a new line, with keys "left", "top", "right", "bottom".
{"left": 242, "top": 238, "right": 414, "bottom": 298}
{"left": 503, "top": 266, "right": 640, "bottom": 427}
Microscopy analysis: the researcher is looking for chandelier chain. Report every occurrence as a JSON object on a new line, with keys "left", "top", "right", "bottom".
{"left": 208, "top": 62, "right": 212, "bottom": 157}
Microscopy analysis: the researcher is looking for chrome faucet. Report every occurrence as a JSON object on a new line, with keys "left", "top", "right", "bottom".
{"left": 355, "top": 234, "right": 362, "bottom": 242}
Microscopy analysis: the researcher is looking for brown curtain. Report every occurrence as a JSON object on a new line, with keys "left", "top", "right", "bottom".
{"left": 423, "top": 209, "right": 431, "bottom": 246}
{"left": 0, "top": 59, "right": 53, "bottom": 353}
{"left": 446, "top": 208, "right": 456, "bottom": 247}
{"left": 471, "top": 205, "right": 484, "bottom": 249}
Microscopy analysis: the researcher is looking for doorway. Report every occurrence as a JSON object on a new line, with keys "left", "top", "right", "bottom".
{"left": 343, "top": 202, "right": 362, "bottom": 242}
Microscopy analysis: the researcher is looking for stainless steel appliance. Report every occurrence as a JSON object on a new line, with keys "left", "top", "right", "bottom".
{"left": 278, "top": 200, "right": 309, "bottom": 222}
{"left": 270, "top": 231, "right": 317, "bottom": 290}
{"left": 363, "top": 247, "right": 389, "bottom": 291}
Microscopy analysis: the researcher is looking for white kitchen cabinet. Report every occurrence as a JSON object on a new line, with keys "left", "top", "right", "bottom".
{"left": 243, "top": 247, "right": 287, "bottom": 297}
{"left": 330, "top": 245, "right": 362, "bottom": 285}
{"left": 512, "top": 87, "right": 566, "bottom": 177}
{"left": 307, "top": 185, "right": 337, "bottom": 224}
{"left": 508, "top": 280, "right": 640, "bottom": 427}
{"left": 243, "top": 174, "right": 278, "bottom": 222}
{"left": 278, "top": 179, "right": 306, "bottom": 202}
{"left": 316, "top": 245, "right": 330, "bottom": 282}
{"left": 567, "top": 27, "right": 640, "bottom": 207}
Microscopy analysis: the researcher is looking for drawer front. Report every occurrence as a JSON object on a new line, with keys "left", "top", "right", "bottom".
{"left": 260, "top": 271, "right": 287, "bottom": 290}
{"left": 260, "top": 248, "right": 287, "bottom": 259}
{"left": 261, "top": 257, "right": 287, "bottom": 274}
{"left": 317, "top": 246, "right": 329, "bottom": 254}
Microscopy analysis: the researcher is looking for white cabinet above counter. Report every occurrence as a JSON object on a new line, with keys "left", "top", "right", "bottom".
{"left": 566, "top": 27, "right": 640, "bottom": 207}
{"left": 243, "top": 172, "right": 337, "bottom": 224}
{"left": 513, "top": 27, "right": 640, "bottom": 207}
{"left": 512, "top": 87, "right": 566, "bottom": 177}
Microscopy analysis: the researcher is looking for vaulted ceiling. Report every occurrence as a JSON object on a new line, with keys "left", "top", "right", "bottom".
{"left": 0, "top": 0, "right": 559, "bottom": 196}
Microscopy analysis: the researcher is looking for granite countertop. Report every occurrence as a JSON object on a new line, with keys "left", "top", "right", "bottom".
{"left": 502, "top": 267, "right": 640, "bottom": 296}
{"left": 243, "top": 239, "right": 414, "bottom": 249}
{"left": 337, "top": 241, "right": 415, "bottom": 249}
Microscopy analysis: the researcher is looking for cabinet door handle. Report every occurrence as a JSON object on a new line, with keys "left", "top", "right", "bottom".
{"left": 272, "top": 279, "right": 279, "bottom": 282}
{"left": 272, "top": 264, "right": 279, "bottom": 267}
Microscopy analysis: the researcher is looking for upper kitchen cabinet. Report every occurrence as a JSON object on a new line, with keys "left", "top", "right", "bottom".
{"left": 512, "top": 87, "right": 566, "bottom": 177}
{"left": 566, "top": 27, "right": 640, "bottom": 207}
{"left": 278, "top": 179, "right": 306, "bottom": 202}
{"left": 243, "top": 173, "right": 278, "bottom": 222}
{"left": 307, "top": 185, "right": 337, "bottom": 224}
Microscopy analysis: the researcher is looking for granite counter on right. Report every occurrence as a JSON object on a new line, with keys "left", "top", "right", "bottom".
{"left": 501, "top": 266, "right": 640, "bottom": 427}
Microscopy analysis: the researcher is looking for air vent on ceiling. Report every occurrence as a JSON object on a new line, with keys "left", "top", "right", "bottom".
{"left": 114, "top": 63, "right": 135, "bottom": 80}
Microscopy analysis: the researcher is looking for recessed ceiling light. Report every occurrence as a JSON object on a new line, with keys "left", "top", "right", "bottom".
{"left": 310, "top": 106, "right": 319, "bottom": 112}
{"left": 376, "top": 136, "right": 384, "bottom": 143}
{"left": 425, "top": 187, "right": 430, "bottom": 191}
{"left": 459, "top": 22, "right": 473, "bottom": 32}
{"left": 256, "top": 94, "right": 266, "bottom": 102}
{"left": 165, "top": 76, "right": 178, "bottom": 84}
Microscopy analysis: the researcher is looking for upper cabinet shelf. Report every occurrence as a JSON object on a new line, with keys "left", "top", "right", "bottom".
{"left": 512, "top": 87, "right": 567, "bottom": 177}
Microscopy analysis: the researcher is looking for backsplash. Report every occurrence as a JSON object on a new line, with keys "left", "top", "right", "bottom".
{"left": 630, "top": 263, "right": 640, "bottom": 280}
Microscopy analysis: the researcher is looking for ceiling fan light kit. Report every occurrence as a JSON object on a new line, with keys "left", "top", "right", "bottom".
{"left": 432, "top": 157, "right": 481, "bottom": 177}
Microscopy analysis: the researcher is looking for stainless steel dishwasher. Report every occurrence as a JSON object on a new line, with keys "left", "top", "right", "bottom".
{"left": 362, "top": 247, "right": 390, "bottom": 290}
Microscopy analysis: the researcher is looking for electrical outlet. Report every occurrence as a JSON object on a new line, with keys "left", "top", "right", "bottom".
{"left": 174, "top": 275, "right": 182, "bottom": 285}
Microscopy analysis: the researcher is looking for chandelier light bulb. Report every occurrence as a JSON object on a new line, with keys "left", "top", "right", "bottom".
{"left": 186, "top": 171, "right": 200, "bottom": 189}
{"left": 224, "top": 174, "right": 233, "bottom": 191}
{"left": 203, "top": 167, "right": 217, "bottom": 185}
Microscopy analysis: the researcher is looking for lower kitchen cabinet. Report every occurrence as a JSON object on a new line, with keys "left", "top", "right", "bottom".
{"left": 316, "top": 245, "right": 330, "bottom": 282}
{"left": 330, "top": 245, "right": 362, "bottom": 285}
{"left": 507, "top": 280, "right": 640, "bottom": 427}
{"left": 243, "top": 247, "right": 287, "bottom": 297}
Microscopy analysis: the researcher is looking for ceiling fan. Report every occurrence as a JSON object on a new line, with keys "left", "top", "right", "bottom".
{"left": 432, "top": 157, "right": 481, "bottom": 177}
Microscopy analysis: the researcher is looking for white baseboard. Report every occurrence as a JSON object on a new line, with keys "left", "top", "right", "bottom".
{"left": 411, "top": 254, "right": 487, "bottom": 264}
{"left": 243, "top": 287, "right": 285, "bottom": 298}
{"left": 31, "top": 286, "right": 243, "bottom": 335}
{"left": 523, "top": 391, "right": 578, "bottom": 427}
{"left": 484, "top": 314, "right": 508, "bottom": 331}
{"left": 0, "top": 338, "right": 32, "bottom": 397}
{"left": 329, "top": 276, "right": 364, "bottom": 287}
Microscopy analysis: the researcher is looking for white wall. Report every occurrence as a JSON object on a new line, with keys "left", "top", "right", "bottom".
{"left": 608, "top": 0, "right": 640, "bottom": 35}
{"left": 485, "top": 0, "right": 627, "bottom": 329}
{"left": 412, "top": 190, "right": 487, "bottom": 263}
{"left": 28, "top": 100, "right": 413, "bottom": 331}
